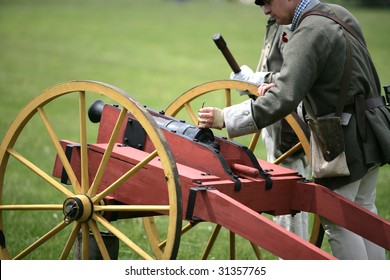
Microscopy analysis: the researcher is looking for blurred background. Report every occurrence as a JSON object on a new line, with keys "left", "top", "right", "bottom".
{"left": 1, "top": 0, "right": 389, "bottom": 131}
{"left": 0, "top": 0, "right": 389, "bottom": 259}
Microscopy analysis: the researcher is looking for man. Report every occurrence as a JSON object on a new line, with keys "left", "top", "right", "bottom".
{"left": 199, "top": 0, "right": 390, "bottom": 259}
{"left": 230, "top": 6, "right": 309, "bottom": 241}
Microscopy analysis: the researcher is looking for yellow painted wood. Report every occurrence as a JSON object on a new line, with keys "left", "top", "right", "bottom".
{"left": 60, "top": 223, "right": 81, "bottom": 260}
{"left": 88, "top": 107, "right": 128, "bottom": 197}
{"left": 92, "top": 150, "right": 158, "bottom": 203}
{"left": 0, "top": 80, "right": 181, "bottom": 260}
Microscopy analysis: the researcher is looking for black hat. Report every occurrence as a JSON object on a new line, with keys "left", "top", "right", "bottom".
{"left": 254, "top": 0, "right": 264, "bottom": 5}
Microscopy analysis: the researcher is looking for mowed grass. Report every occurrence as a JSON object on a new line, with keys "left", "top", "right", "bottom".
{"left": 0, "top": 0, "right": 389, "bottom": 260}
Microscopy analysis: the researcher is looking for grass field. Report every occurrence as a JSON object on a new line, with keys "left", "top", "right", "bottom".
{"left": 0, "top": 0, "right": 389, "bottom": 260}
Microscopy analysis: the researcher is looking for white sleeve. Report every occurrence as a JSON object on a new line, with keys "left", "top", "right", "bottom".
{"left": 223, "top": 99, "right": 259, "bottom": 138}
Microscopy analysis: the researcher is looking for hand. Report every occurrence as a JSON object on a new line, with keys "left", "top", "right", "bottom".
{"left": 257, "top": 83, "right": 275, "bottom": 96}
{"left": 198, "top": 107, "right": 224, "bottom": 129}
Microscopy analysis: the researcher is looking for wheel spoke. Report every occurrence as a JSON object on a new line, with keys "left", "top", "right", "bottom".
{"left": 95, "top": 205, "right": 170, "bottom": 212}
{"left": 7, "top": 148, "right": 74, "bottom": 197}
{"left": 181, "top": 222, "right": 195, "bottom": 235}
{"left": 37, "top": 107, "right": 81, "bottom": 194}
{"left": 92, "top": 150, "right": 158, "bottom": 203}
{"left": 250, "top": 242, "right": 263, "bottom": 259}
{"left": 88, "top": 220, "right": 111, "bottom": 260}
{"left": 0, "top": 204, "right": 62, "bottom": 211}
{"left": 248, "top": 131, "right": 261, "bottom": 152}
{"left": 88, "top": 107, "right": 128, "bottom": 197}
{"left": 183, "top": 102, "right": 198, "bottom": 124}
{"left": 79, "top": 91, "right": 89, "bottom": 193}
{"left": 224, "top": 88, "right": 232, "bottom": 107}
{"left": 157, "top": 221, "right": 191, "bottom": 252}
{"left": 80, "top": 223, "right": 90, "bottom": 260}
{"left": 201, "top": 224, "right": 222, "bottom": 260}
{"left": 142, "top": 217, "right": 164, "bottom": 258}
{"left": 94, "top": 213, "right": 153, "bottom": 260}
{"left": 60, "top": 223, "right": 81, "bottom": 260}
{"left": 310, "top": 214, "right": 325, "bottom": 247}
{"left": 14, "top": 221, "right": 68, "bottom": 260}
{"left": 272, "top": 142, "right": 303, "bottom": 165}
{"left": 144, "top": 220, "right": 194, "bottom": 257}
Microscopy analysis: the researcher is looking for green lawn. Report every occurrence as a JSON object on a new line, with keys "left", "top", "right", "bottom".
{"left": 0, "top": 0, "right": 389, "bottom": 260}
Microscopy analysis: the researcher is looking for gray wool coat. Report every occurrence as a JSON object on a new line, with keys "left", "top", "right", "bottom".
{"left": 223, "top": 1, "right": 390, "bottom": 189}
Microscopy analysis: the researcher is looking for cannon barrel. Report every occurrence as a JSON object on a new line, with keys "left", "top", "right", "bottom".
{"left": 87, "top": 100, "right": 269, "bottom": 192}
{"left": 88, "top": 100, "right": 218, "bottom": 147}
{"left": 153, "top": 117, "right": 216, "bottom": 147}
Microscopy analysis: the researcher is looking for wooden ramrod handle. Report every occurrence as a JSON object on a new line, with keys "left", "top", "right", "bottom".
{"left": 213, "top": 33, "right": 241, "bottom": 74}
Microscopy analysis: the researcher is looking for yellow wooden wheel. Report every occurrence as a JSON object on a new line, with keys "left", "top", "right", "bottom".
{"left": 0, "top": 80, "right": 182, "bottom": 260}
{"left": 144, "top": 80, "right": 322, "bottom": 259}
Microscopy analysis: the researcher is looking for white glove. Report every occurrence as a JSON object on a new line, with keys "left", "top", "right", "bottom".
{"left": 230, "top": 65, "right": 271, "bottom": 95}
{"left": 230, "top": 65, "right": 255, "bottom": 82}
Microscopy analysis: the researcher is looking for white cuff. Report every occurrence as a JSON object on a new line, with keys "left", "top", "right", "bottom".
{"left": 223, "top": 99, "right": 259, "bottom": 138}
{"left": 251, "top": 71, "right": 271, "bottom": 84}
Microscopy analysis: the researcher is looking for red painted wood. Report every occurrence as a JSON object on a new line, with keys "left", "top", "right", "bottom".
{"left": 292, "top": 181, "right": 390, "bottom": 250}
{"left": 52, "top": 139, "right": 390, "bottom": 258}
{"left": 190, "top": 189, "right": 336, "bottom": 260}
{"left": 50, "top": 106, "right": 390, "bottom": 259}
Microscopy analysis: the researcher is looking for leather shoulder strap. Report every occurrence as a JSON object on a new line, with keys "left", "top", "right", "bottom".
{"left": 299, "top": 10, "right": 353, "bottom": 118}
{"left": 298, "top": 10, "right": 366, "bottom": 48}
{"left": 299, "top": 9, "right": 382, "bottom": 97}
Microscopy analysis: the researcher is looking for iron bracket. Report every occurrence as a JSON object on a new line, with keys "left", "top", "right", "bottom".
{"left": 122, "top": 118, "right": 146, "bottom": 150}
{"left": 185, "top": 186, "right": 215, "bottom": 221}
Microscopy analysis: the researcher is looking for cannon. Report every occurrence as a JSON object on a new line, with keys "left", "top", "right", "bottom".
{"left": 0, "top": 80, "right": 389, "bottom": 260}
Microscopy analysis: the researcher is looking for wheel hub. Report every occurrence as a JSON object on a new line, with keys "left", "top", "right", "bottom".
{"left": 63, "top": 195, "right": 93, "bottom": 224}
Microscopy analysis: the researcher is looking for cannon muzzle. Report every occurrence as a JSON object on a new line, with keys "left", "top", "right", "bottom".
{"left": 88, "top": 99, "right": 105, "bottom": 123}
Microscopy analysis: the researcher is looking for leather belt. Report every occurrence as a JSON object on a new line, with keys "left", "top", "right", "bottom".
{"left": 344, "top": 96, "right": 386, "bottom": 113}
{"left": 344, "top": 96, "right": 386, "bottom": 142}
{"left": 365, "top": 96, "right": 386, "bottom": 109}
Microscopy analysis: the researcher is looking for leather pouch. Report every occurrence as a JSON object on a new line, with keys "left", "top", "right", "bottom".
{"left": 308, "top": 116, "right": 350, "bottom": 178}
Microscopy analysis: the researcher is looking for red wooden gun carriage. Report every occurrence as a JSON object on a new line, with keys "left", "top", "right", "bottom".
{"left": 0, "top": 80, "right": 389, "bottom": 260}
